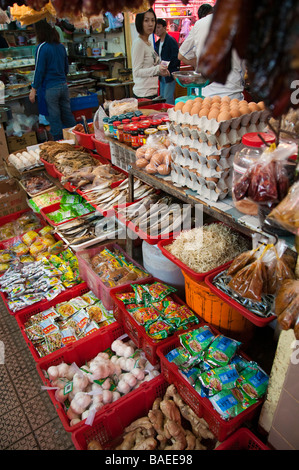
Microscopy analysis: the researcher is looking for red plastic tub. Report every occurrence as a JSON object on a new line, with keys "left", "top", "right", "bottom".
{"left": 205, "top": 265, "right": 277, "bottom": 328}
{"left": 110, "top": 279, "right": 202, "bottom": 365}
{"left": 71, "top": 374, "right": 168, "bottom": 449}
{"left": 156, "top": 330, "right": 264, "bottom": 442}
{"left": 76, "top": 242, "right": 152, "bottom": 310}
{"left": 40, "top": 157, "right": 60, "bottom": 178}
{"left": 91, "top": 137, "right": 111, "bottom": 160}
{"left": 73, "top": 123, "right": 95, "bottom": 150}
{"left": 35, "top": 322, "right": 163, "bottom": 433}
{"left": 40, "top": 202, "right": 95, "bottom": 227}
{"left": 215, "top": 427, "right": 270, "bottom": 450}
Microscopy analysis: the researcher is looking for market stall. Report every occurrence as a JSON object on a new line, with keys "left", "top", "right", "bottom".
{"left": 0, "top": 0, "right": 299, "bottom": 455}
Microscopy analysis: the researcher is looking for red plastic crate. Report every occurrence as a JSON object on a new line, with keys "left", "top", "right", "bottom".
{"left": 215, "top": 427, "right": 270, "bottom": 450}
{"left": 205, "top": 265, "right": 276, "bottom": 328}
{"left": 110, "top": 279, "right": 203, "bottom": 365}
{"left": 73, "top": 123, "right": 95, "bottom": 150}
{"left": 156, "top": 330, "right": 264, "bottom": 442}
{"left": 35, "top": 322, "right": 162, "bottom": 433}
{"left": 91, "top": 137, "right": 111, "bottom": 160}
{"left": 40, "top": 202, "right": 95, "bottom": 227}
{"left": 76, "top": 242, "right": 152, "bottom": 310}
{"left": 15, "top": 282, "right": 93, "bottom": 362}
{"left": 71, "top": 374, "right": 168, "bottom": 449}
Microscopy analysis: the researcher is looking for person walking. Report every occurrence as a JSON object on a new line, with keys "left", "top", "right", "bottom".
{"left": 29, "top": 19, "right": 76, "bottom": 141}
{"left": 155, "top": 18, "right": 180, "bottom": 104}
{"left": 131, "top": 8, "right": 170, "bottom": 100}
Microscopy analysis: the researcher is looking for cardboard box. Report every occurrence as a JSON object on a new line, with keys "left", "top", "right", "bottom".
{"left": 0, "top": 124, "right": 9, "bottom": 165}
{"left": 0, "top": 178, "right": 28, "bottom": 218}
{"left": 7, "top": 131, "right": 37, "bottom": 153}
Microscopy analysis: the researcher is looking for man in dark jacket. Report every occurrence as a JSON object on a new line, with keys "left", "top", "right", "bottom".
{"left": 155, "top": 19, "right": 180, "bottom": 104}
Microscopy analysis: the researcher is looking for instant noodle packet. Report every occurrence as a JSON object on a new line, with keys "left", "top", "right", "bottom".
{"left": 237, "top": 363, "right": 269, "bottom": 400}
{"left": 180, "top": 325, "right": 215, "bottom": 357}
{"left": 209, "top": 386, "right": 256, "bottom": 420}
{"left": 142, "top": 282, "right": 176, "bottom": 302}
{"left": 197, "top": 364, "right": 240, "bottom": 396}
{"left": 205, "top": 335, "right": 241, "bottom": 367}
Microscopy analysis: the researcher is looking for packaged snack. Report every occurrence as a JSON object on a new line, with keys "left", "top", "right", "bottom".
{"left": 144, "top": 317, "right": 174, "bottom": 340}
{"left": 130, "top": 306, "right": 159, "bottom": 325}
{"left": 180, "top": 325, "right": 215, "bottom": 357}
{"left": 209, "top": 387, "right": 256, "bottom": 420}
{"left": 237, "top": 363, "right": 269, "bottom": 400}
{"left": 142, "top": 282, "right": 176, "bottom": 302}
{"left": 205, "top": 335, "right": 241, "bottom": 367}
{"left": 197, "top": 364, "right": 240, "bottom": 396}
{"left": 116, "top": 292, "right": 137, "bottom": 304}
{"left": 165, "top": 346, "right": 191, "bottom": 367}
{"left": 21, "top": 230, "right": 39, "bottom": 245}
{"left": 81, "top": 291, "right": 100, "bottom": 305}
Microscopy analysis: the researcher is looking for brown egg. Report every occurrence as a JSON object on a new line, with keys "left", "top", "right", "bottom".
{"left": 157, "top": 164, "right": 170, "bottom": 175}
{"left": 198, "top": 108, "right": 209, "bottom": 117}
{"left": 211, "top": 102, "right": 221, "bottom": 109}
{"left": 230, "top": 107, "right": 241, "bottom": 118}
{"left": 220, "top": 103, "right": 230, "bottom": 111}
{"left": 257, "top": 101, "right": 265, "bottom": 110}
{"left": 190, "top": 105, "right": 201, "bottom": 115}
{"left": 202, "top": 97, "right": 212, "bottom": 106}
{"left": 211, "top": 95, "right": 221, "bottom": 103}
{"left": 145, "top": 163, "right": 158, "bottom": 174}
{"left": 239, "top": 106, "right": 249, "bottom": 115}
{"left": 175, "top": 101, "right": 184, "bottom": 111}
{"left": 221, "top": 96, "right": 231, "bottom": 104}
{"left": 248, "top": 102, "right": 259, "bottom": 112}
{"left": 208, "top": 108, "right": 219, "bottom": 120}
{"left": 217, "top": 111, "right": 232, "bottom": 122}
{"left": 239, "top": 100, "right": 249, "bottom": 107}
{"left": 185, "top": 99, "right": 195, "bottom": 107}
{"left": 182, "top": 103, "right": 193, "bottom": 114}
{"left": 194, "top": 97, "right": 203, "bottom": 104}
{"left": 136, "top": 158, "right": 148, "bottom": 169}
{"left": 230, "top": 98, "right": 240, "bottom": 105}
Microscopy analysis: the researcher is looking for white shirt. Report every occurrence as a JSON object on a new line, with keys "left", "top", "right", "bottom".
{"left": 132, "top": 37, "right": 160, "bottom": 98}
{"left": 179, "top": 15, "right": 245, "bottom": 99}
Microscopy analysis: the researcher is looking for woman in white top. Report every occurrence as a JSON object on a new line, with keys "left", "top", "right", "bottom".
{"left": 132, "top": 8, "right": 170, "bottom": 99}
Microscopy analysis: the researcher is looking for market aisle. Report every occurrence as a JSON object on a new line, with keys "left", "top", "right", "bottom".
{"left": 0, "top": 298, "right": 75, "bottom": 450}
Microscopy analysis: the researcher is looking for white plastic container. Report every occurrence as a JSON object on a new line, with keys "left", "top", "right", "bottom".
{"left": 142, "top": 240, "right": 185, "bottom": 295}
{"left": 232, "top": 132, "right": 276, "bottom": 215}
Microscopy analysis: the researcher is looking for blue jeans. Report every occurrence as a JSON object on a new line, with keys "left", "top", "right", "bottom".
{"left": 45, "top": 83, "right": 76, "bottom": 140}
{"left": 160, "top": 78, "right": 175, "bottom": 105}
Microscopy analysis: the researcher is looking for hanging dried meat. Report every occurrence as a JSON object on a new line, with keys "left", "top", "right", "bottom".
{"left": 15, "top": 0, "right": 155, "bottom": 16}
{"left": 197, "top": 0, "right": 299, "bottom": 117}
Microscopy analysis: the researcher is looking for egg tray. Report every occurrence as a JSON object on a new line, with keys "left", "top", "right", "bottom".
{"left": 171, "top": 145, "right": 236, "bottom": 179}
{"left": 169, "top": 132, "right": 242, "bottom": 159}
{"left": 170, "top": 162, "right": 231, "bottom": 202}
{"left": 168, "top": 108, "right": 269, "bottom": 147}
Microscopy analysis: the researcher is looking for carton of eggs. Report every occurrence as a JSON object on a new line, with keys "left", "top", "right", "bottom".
{"left": 8, "top": 148, "right": 41, "bottom": 171}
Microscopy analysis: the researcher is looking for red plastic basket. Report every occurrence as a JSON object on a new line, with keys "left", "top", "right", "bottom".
{"left": 215, "top": 427, "right": 270, "bottom": 450}
{"left": 157, "top": 237, "right": 233, "bottom": 282}
{"left": 35, "top": 322, "right": 163, "bottom": 433}
{"left": 71, "top": 374, "right": 168, "bottom": 449}
{"left": 110, "top": 279, "right": 203, "bottom": 365}
{"left": 40, "top": 157, "right": 60, "bottom": 178}
{"left": 40, "top": 202, "right": 95, "bottom": 227}
{"left": 114, "top": 201, "right": 177, "bottom": 245}
{"left": 205, "top": 265, "right": 277, "bottom": 328}
{"left": 76, "top": 242, "right": 151, "bottom": 310}
{"left": 156, "top": 328, "right": 263, "bottom": 442}
{"left": 91, "top": 137, "right": 111, "bottom": 160}
{"left": 14, "top": 282, "right": 94, "bottom": 362}
{"left": 73, "top": 123, "right": 95, "bottom": 150}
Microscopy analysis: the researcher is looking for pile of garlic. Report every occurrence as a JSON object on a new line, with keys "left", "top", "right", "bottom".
{"left": 44, "top": 337, "right": 160, "bottom": 426}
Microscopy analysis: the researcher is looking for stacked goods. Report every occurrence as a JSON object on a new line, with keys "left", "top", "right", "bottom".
{"left": 24, "top": 291, "right": 115, "bottom": 358}
{"left": 0, "top": 247, "right": 82, "bottom": 313}
{"left": 114, "top": 281, "right": 199, "bottom": 341}
{"left": 86, "top": 384, "right": 217, "bottom": 450}
{"left": 168, "top": 97, "right": 269, "bottom": 201}
{"left": 135, "top": 133, "right": 172, "bottom": 176}
{"left": 164, "top": 327, "right": 269, "bottom": 421}
{"left": 27, "top": 188, "right": 69, "bottom": 213}
{"left": 43, "top": 336, "right": 160, "bottom": 427}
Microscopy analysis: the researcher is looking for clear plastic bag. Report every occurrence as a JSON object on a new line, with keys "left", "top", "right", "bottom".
{"left": 93, "top": 106, "right": 108, "bottom": 142}
{"left": 268, "top": 181, "right": 299, "bottom": 235}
